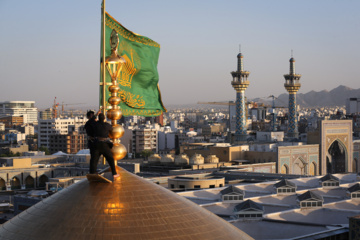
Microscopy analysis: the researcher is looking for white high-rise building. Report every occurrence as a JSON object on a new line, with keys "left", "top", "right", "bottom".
{"left": 132, "top": 128, "right": 158, "bottom": 154}
{"left": 346, "top": 98, "right": 360, "bottom": 115}
{"left": 38, "top": 117, "right": 87, "bottom": 148}
{"left": 0, "top": 101, "right": 38, "bottom": 124}
{"left": 158, "top": 127, "right": 176, "bottom": 152}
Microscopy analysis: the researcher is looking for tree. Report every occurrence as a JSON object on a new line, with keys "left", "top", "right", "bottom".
{"left": 39, "top": 146, "right": 50, "bottom": 155}
{"left": 141, "top": 150, "right": 153, "bottom": 160}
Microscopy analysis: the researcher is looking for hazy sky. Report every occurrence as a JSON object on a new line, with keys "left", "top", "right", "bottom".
{"left": 0, "top": 0, "right": 359, "bottom": 109}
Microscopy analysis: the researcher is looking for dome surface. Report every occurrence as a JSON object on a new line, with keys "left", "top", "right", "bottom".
{"left": 190, "top": 154, "right": 204, "bottom": 165}
{"left": 0, "top": 167, "right": 253, "bottom": 240}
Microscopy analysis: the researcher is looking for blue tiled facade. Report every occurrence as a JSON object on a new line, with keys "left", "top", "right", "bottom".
{"left": 288, "top": 93, "right": 297, "bottom": 134}
{"left": 236, "top": 91, "right": 246, "bottom": 137}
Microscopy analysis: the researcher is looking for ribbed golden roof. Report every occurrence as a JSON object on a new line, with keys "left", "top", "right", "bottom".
{"left": 0, "top": 167, "right": 253, "bottom": 240}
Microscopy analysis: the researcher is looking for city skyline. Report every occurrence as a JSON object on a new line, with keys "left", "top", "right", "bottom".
{"left": 1, "top": 0, "right": 359, "bottom": 109}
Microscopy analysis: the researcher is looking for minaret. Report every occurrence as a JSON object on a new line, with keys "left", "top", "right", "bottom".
{"left": 231, "top": 51, "right": 250, "bottom": 142}
{"left": 284, "top": 56, "right": 301, "bottom": 138}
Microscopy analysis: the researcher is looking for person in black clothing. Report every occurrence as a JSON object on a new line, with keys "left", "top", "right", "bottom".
{"left": 85, "top": 110, "right": 97, "bottom": 173}
{"left": 91, "top": 113, "right": 119, "bottom": 178}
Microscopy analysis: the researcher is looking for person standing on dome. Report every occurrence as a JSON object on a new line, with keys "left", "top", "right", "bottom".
{"left": 91, "top": 113, "right": 119, "bottom": 178}
{"left": 85, "top": 110, "right": 97, "bottom": 173}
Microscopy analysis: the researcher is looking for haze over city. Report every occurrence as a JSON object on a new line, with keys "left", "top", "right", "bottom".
{"left": 0, "top": 0, "right": 359, "bottom": 109}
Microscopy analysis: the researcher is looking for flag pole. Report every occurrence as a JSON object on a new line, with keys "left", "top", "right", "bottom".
{"left": 101, "top": 0, "right": 106, "bottom": 115}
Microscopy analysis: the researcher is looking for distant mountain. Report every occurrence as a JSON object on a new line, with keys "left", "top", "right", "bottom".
{"left": 253, "top": 85, "right": 360, "bottom": 108}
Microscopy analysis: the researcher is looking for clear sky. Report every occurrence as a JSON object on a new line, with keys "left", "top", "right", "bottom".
{"left": 0, "top": 0, "right": 359, "bottom": 109}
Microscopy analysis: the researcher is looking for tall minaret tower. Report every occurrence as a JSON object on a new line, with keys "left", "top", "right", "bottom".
{"left": 284, "top": 56, "right": 301, "bottom": 138}
{"left": 231, "top": 51, "right": 250, "bottom": 142}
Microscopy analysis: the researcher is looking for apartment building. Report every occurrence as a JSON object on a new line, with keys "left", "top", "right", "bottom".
{"left": 48, "top": 131, "right": 86, "bottom": 154}
{"left": 38, "top": 117, "right": 87, "bottom": 150}
{"left": 0, "top": 101, "right": 38, "bottom": 124}
{"left": 132, "top": 128, "right": 158, "bottom": 153}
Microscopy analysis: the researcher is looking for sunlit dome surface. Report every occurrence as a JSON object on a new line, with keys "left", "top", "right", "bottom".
{"left": 0, "top": 167, "right": 253, "bottom": 240}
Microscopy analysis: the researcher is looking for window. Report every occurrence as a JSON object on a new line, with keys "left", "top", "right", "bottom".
{"left": 209, "top": 185, "right": 215, "bottom": 188}
{"left": 194, "top": 185, "right": 200, "bottom": 189}
{"left": 170, "top": 184, "right": 174, "bottom": 188}
{"left": 238, "top": 213, "right": 262, "bottom": 219}
{"left": 353, "top": 193, "right": 360, "bottom": 198}
{"left": 219, "top": 184, "right": 223, "bottom": 187}
{"left": 179, "top": 185, "right": 185, "bottom": 188}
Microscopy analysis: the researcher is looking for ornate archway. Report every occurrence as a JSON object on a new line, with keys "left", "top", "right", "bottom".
{"left": 0, "top": 178, "right": 5, "bottom": 190}
{"left": 25, "top": 176, "right": 35, "bottom": 189}
{"left": 281, "top": 164, "right": 289, "bottom": 174}
{"left": 11, "top": 177, "right": 21, "bottom": 190}
{"left": 309, "top": 162, "right": 317, "bottom": 176}
{"left": 293, "top": 158, "right": 307, "bottom": 175}
{"left": 320, "top": 120, "right": 352, "bottom": 174}
{"left": 327, "top": 140, "right": 347, "bottom": 173}
{"left": 38, "top": 175, "right": 48, "bottom": 188}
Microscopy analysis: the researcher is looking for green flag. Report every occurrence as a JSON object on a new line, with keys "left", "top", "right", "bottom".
{"left": 100, "top": 12, "right": 166, "bottom": 116}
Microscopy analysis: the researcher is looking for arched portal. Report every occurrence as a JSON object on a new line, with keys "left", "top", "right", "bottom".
{"left": 281, "top": 164, "right": 289, "bottom": 174}
{"left": 309, "top": 162, "right": 317, "bottom": 176}
{"left": 293, "top": 158, "right": 307, "bottom": 175}
{"left": 11, "top": 177, "right": 21, "bottom": 190}
{"left": 38, "top": 175, "right": 48, "bottom": 188}
{"left": 328, "top": 140, "right": 346, "bottom": 173}
{"left": 0, "top": 178, "right": 5, "bottom": 190}
{"left": 25, "top": 176, "right": 35, "bottom": 189}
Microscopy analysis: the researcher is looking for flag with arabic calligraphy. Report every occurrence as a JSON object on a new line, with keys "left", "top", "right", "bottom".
{"left": 100, "top": 12, "right": 166, "bottom": 116}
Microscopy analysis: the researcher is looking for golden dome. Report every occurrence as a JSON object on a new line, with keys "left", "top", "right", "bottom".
{"left": 205, "top": 155, "right": 219, "bottom": 163}
{"left": 190, "top": 153, "right": 204, "bottom": 165}
{"left": 0, "top": 167, "right": 253, "bottom": 240}
{"left": 174, "top": 154, "right": 189, "bottom": 165}
{"left": 160, "top": 154, "right": 174, "bottom": 163}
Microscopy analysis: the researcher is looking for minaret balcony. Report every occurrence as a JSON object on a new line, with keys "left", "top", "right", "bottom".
{"left": 284, "top": 74, "right": 301, "bottom": 81}
{"left": 284, "top": 79, "right": 301, "bottom": 85}
{"left": 284, "top": 84, "right": 301, "bottom": 93}
{"left": 232, "top": 80, "right": 250, "bottom": 91}
{"left": 284, "top": 82, "right": 301, "bottom": 88}
{"left": 231, "top": 71, "right": 250, "bottom": 78}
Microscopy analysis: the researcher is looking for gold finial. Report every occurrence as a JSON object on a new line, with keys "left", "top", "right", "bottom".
{"left": 110, "top": 29, "right": 119, "bottom": 51}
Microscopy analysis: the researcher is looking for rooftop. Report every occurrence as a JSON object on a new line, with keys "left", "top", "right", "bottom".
{"left": 230, "top": 220, "right": 336, "bottom": 240}
{"left": 0, "top": 167, "right": 253, "bottom": 240}
{"left": 177, "top": 173, "right": 360, "bottom": 239}
{"left": 265, "top": 207, "right": 360, "bottom": 226}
